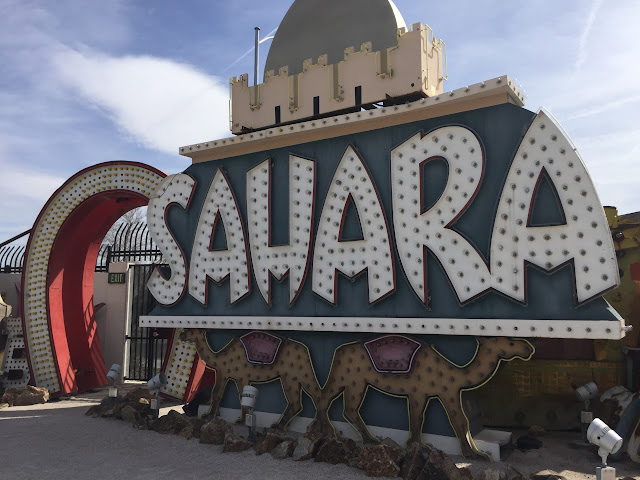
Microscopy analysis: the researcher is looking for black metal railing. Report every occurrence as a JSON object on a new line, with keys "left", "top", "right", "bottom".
{"left": 0, "top": 245, "right": 26, "bottom": 274}
{"left": 1, "top": 222, "right": 163, "bottom": 274}
{"left": 95, "top": 222, "right": 163, "bottom": 272}
{"left": 125, "top": 264, "right": 169, "bottom": 381}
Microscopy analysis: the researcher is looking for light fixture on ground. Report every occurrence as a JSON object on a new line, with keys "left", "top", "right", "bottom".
{"left": 576, "top": 381, "right": 598, "bottom": 443}
{"left": 106, "top": 364, "right": 122, "bottom": 398}
{"left": 241, "top": 385, "right": 259, "bottom": 443}
{"left": 587, "top": 418, "right": 623, "bottom": 480}
{"left": 147, "top": 372, "right": 167, "bottom": 419}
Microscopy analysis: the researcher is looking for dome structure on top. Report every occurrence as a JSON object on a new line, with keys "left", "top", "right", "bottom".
{"left": 264, "top": 0, "right": 406, "bottom": 78}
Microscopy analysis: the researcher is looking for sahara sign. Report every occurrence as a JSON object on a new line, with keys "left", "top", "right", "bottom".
{"left": 144, "top": 105, "right": 623, "bottom": 338}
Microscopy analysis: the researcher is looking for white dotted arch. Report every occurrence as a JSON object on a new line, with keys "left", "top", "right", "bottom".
{"left": 21, "top": 162, "right": 166, "bottom": 393}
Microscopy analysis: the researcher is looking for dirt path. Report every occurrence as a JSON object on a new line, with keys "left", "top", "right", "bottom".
{"left": 0, "top": 391, "right": 366, "bottom": 480}
{"left": 0, "top": 387, "right": 637, "bottom": 480}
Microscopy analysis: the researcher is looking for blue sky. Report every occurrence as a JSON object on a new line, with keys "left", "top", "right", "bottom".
{"left": 1, "top": 0, "right": 639, "bottom": 243}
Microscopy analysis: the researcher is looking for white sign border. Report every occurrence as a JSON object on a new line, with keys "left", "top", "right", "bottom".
{"left": 141, "top": 315, "right": 629, "bottom": 340}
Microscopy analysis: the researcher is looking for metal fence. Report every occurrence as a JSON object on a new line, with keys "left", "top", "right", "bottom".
{"left": 125, "top": 263, "right": 168, "bottom": 381}
{"left": 0, "top": 245, "right": 25, "bottom": 273}
{"left": 0, "top": 222, "right": 162, "bottom": 274}
{"left": 95, "top": 222, "right": 163, "bottom": 272}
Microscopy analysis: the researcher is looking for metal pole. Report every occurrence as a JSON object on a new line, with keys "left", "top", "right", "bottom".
{"left": 254, "top": 27, "right": 260, "bottom": 86}
{"left": 0, "top": 229, "right": 31, "bottom": 249}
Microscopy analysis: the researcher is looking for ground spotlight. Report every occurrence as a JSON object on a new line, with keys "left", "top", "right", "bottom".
{"left": 576, "top": 381, "right": 598, "bottom": 406}
{"left": 576, "top": 381, "right": 598, "bottom": 443}
{"left": 106, "top": 364, "right": 122, "bottom": 398}
{"left": 147, "top": 372, "right": 167, "bottom": 391}
{"left": 587, "top": 418, "right": 623, "bottom": 480}
{"left": 147, "top": 372, "right": 167, "bottom": 419}
{"left": 241, "top": 385, "right": 259, "bottom": 443}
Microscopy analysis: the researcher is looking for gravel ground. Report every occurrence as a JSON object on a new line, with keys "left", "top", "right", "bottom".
{"left": 1, "top": 386, "right": 638, "bottom": 480}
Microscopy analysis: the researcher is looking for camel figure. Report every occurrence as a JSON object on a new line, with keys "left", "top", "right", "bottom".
{"left": 179, "top": 328, "right": 322, "bottom": 429}
{"left": 310, "top": 336, "right": 534, "bottom": 458}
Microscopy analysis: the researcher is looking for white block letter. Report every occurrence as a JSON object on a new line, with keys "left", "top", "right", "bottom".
{"left": 189, "top": 168, "right": 250, "bottom": 304}
{"left": 147, "top": 174, "right": 195, "bottom": 305}
{"left": 391, "top": 127, "right": 490, "bottom": 304}
{"left": 312, "top": 146, "right": 394, "bottom": 304}
{"left": 490, "top": 109, "right": 619, "bottom": 303}
{"left": 247, "top": 156, "right": 315, "bottom": 305}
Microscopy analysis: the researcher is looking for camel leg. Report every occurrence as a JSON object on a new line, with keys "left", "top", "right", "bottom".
{"left": 233, "top": 377, "right": 248, "bottom": 424}
{"left": 206, "top": 374, "right": 228, "bottom": 418}
{"left": 272, "top": 381, "right": 302, "bottom": 431}
{"left": 440, "top": 395, "right": 489, "bottom": 459}
{"left": 343, "top": 384, "right": 378, "bottom": 444}
{"left": 407, "top": 396, "right": 430, "bottom": 447}
{"left": 307, "top": 410, "right": 331, "bottom": 435}
{"left": 308, "top": 389, "right": 338, "bottom": 436}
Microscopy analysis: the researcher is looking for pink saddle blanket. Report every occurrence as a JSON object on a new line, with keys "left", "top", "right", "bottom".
{"left": 239, "top": 331, "right": 283, "bottom": 365}
{"left": 364, "top": 335, "right": 422, "bottom": 374}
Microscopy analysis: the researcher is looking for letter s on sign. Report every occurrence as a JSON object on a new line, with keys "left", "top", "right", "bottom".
{"left": 147, "top": 174, "right": 196, "bottom": 306}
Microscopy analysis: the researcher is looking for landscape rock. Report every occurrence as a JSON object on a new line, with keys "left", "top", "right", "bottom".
{"left": 199, "top": 416, "right": 231, "bottom": 445}
{"left": 222, "top": 433, "right": 252, "bottom": 453}
{"left": 530, "top": 470, "right": 567, "bottom": 480}
{"left": 178, "top": 424, "right": 194, "bottom": 440}
{"left": 85, "top": 405, "right": 102, "bottom": 417}
{"left": 120, "top": 405, "right": 139, "bottom": 424}
{"left": 458, "top": 467, "right": 473, "bottom": 480}
{"left": 400, "top": 444, "right": 425, "bottom": 480}
{"left": 0, "top": 403, "right": 9, "bottom": 409}
{"left": 127, "top": 398, "right": 151, "bottom": 415}
{"left": 528, "top": 425, "right": 546, "bottom": 437}
{"left": 99, "top": 395, "right": 115, "bottom": 405}
{"left": 112, "top": 401, "right": 125, "bottom": 419}
{"left": 100, "top": 406, "right": 116, "bottom": 418}
{"left": 505, "top": 466, "right": 527, "bottom": 480}
{"left": 419, "top": 449, "right": 471, "bottom": 480}
{"left": 133, "top": 417, "right": 149, "bottom": 430}
{"left": 114, "top": 396, "right": 150, "bottom": 418}
{"left": 381, "top": 437, "right": 404, "bottom": 452}
{"left": 357, "top": 444, "right": 404, "bottom": 477}
{"left": 476, "top": 468, "right": 506, "bottom": 480}
{"left": 87, "top": 394, "right": 152, "bottom": 423}
{"left": 315, "top": 438, "right": 349, "bottom": 465}
{"left": 1, "top": 386, "right": 49, "bottom": 406}
{"left": 190, "top": 418, "right": 205, "bottom": 439}
{"left": 270, "top": 439, "right": 296, "bottom": 459}
{"left": 292, "top": 432, "right": 325, "bottom": 461}
{"left": 254, "top": 431, "right": 286, "bottom": 455}
{"left": 125, "top": 387, "right": 154, "bottom": 402}
{"left": 149, "top": 410, "right": 191, "bottom": 434}
{"left": 339, "top": 437, "right": 362, "bottom": 467}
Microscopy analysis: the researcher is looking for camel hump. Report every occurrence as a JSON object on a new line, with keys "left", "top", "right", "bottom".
{"left": 364, "top": 335, "right": 422, "bottom": 374}
{"left": 239, "top": 331, "right": 284, "bottom": 365}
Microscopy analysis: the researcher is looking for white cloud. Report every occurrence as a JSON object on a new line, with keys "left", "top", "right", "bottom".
{"left": 52, "top": 48, "right": 231, "bottom": 155}
{"left": 0, "top": 164, "right": 66, "bottom": 202}
{"left": 0, "top": 162, "right": 67, "bottom": 240}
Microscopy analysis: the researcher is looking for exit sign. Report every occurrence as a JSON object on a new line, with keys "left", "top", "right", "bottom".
{"left": 108, "top": 273, "right": 125, "bottom": 284}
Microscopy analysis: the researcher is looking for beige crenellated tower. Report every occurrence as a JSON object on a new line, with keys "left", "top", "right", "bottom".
{"left": 230, "top": 22, "right": 447, "bottom": 134}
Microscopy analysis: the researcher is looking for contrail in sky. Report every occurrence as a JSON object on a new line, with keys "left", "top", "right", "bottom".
{"left": 574, "top": 0, "right": 603, "bottom": 72}
{"left": 223, "top": 27, "right": 278, "bottom": 73}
